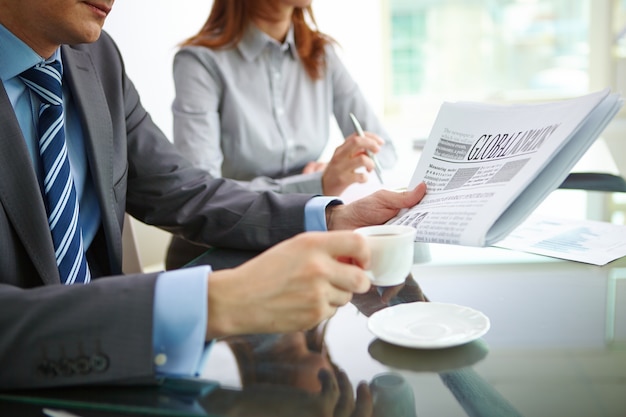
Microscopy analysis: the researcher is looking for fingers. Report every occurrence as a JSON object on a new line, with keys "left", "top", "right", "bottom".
{"left": 329, "top": 262, "right": 370, "bottom": 296}
{"left": 401, "top": 182, "right": 427, "bottom": 206}
{"left": 303, "top": 231, "right": 372, "bottom": 306}
{"left": 352, "top": 382, "right": 373, "bottom": 417}
{"left": 327, "top": 182, "right": 428, "bottom": 231}
{"left": 371, "top": 181, "right": 428, "bottom": 213}
{"left": 344, "top": 133, "right": 383, "bottom": 161}
{"left": 303, "top": 161, "right": 327, "bottom": 174}
{"left": 327, "top": 287, "right": 354, "bottom": 308}
{"left": 333, "top": 369, "right": 355, "bottom": 417}
{"left": 353, "top": 170, "right": 369, "bottom": 184}
{"left": 319, "top": 368, "right": 340, "bottom": 399}
{"left": 380, "top": 282, "right": 405, "bottom": 303}
{"left": 317, "top": 232, "right": 371, "bottom": 294}
{"left": 352, "top": 155, "right": 376, "bottom": 174}
{"left": 324, "top": 368, "right": 373, "bottom": 417}
{"left": 206, "top": 231, "right": 372, "bottom": 337}
{"left": 348, "top": 131, "right": 384, "bottom": 147}
{"left": 322, "top": 133, "right": 385, "bottom": 195}
{"left": 323, "top": 161, "right": 370, "bottom": 186}
{"left": 323, "top": 231, "right": 369, "bottom": 268}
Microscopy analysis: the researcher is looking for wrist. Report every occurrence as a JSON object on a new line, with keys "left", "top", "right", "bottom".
{"left": 325, "top": 202, "right": 345, "bottom": 230}
{"left": 206, "top": 270, "right": 240, "bottom": 339}
{"left": 320, "top": 172, "right": 328, "bottom": 195}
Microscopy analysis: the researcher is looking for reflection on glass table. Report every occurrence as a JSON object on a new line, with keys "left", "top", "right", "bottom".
{"left": 200, "top": 275, "right": 432, "bottom": 417}
{"left": 1, "top": 246, "right": 625, "bottom": 416}
{"left": 201, "top": 276, "right": 523, "bottom": 417}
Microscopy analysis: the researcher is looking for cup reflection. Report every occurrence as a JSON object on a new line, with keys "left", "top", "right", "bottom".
{"left": 369, "top": 372, "right": 417, "bottom": 417}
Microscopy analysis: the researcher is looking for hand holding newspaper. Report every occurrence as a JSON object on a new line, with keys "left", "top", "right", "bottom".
{"left": 388, "top": 89, "right": 623, "bottom": 247}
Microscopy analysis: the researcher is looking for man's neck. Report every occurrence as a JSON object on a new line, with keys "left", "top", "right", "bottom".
{"left": 0, "top": 13, "right": 58, "bottom": 59}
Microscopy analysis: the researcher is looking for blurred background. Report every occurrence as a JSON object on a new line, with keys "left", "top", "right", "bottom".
{"left": 104, "top": 0, "right": 626, "bottom": 271}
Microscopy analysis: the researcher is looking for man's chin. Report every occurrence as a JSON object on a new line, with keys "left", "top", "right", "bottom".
{"left": 79, "top": 26, "right": 104, "bottom": 44}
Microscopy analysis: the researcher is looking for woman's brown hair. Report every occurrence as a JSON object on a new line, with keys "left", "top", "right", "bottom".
{"left": 181, "top": 0, "right": 334, "bottom": 80}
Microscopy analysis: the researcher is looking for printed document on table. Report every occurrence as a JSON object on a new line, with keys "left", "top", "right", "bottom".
{"left": 387, "top": 89, "right": 623, "bottom": 247}
{"left": 494, "top": 215, "right": 626, "bottom": 265}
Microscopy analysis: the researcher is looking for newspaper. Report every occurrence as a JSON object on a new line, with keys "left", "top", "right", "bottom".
{"left": 495, "top": 215, "right": 626, "bottom": 266}
{"left": 388, "top": 89, "right": 623, "bottom": 247}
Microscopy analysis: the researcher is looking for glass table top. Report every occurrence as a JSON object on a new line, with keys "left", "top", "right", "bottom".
{"left": 2, "top": 245, "right": 625, "bottom": 417}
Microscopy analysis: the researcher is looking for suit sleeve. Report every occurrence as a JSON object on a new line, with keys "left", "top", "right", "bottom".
{"left": 0, "top": 31, "right": 314, "bottom": 390}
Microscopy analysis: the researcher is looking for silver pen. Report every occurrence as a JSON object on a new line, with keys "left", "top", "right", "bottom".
{"left": 349, "top": 113, "right": 384, "bottom": 184}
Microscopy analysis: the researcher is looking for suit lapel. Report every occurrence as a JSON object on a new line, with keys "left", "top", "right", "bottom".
{"left": 61, "top": 45, "right": 124, "bottom": 271}
{"left": 0, "top": 82, "right": 60, "bottom": 284}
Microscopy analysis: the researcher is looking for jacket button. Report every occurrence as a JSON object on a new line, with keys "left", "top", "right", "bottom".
{"left": 90, "top": 354, "right": 109, "bottom": 372}
{"left": 75, "top": 356, "right": 91, "bottom": 374}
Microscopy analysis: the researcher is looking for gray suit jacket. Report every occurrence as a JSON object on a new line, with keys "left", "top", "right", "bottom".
{"left": 0, "top": 32, "right": 312, "bottom": 389}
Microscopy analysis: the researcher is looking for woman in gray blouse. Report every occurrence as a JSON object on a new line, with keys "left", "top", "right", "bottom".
{"left": 166, "top": 0, "right": 398, "bottom": 269}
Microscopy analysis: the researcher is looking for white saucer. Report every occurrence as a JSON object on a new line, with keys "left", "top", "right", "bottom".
{"left": 367, "top": 302, "right": 490, "bottom": 349}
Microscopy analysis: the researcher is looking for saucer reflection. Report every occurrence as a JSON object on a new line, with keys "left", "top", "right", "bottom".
{"left": 368, "top": 338, "right": 489, "bottom": 373}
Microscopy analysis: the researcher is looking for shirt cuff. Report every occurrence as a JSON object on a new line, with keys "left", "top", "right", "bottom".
{"left": 304, "top": 196, "right": 343, "bottom": 231}
{"left": 153, "top": 265, "right": 211, "bottom": 376}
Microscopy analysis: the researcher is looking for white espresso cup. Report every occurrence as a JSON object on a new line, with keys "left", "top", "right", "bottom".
{"left": 354, "top": 225, "right": 417, "bottom": 286}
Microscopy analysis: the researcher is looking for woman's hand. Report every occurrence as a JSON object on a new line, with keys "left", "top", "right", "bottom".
{"left": 321, "top": 132, "right": 384, "bottom": 196}
{"left": 303, "top": 161, "right": 328, "bottom": 174}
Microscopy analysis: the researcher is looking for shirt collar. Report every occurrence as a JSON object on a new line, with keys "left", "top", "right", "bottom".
{"left": 0, "top": 23, "right": 62, "bottom": 82}
{"left": 238, "top": 23, "right": 297, "bottom": 62}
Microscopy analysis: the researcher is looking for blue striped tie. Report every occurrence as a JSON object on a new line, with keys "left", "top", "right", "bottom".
{"left": 20, "top": 61, "right": 91, "bottom": 284}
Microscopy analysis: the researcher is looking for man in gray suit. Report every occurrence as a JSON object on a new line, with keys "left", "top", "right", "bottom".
{"left": 0, "top": 0, "right": 426, "bottom": 389}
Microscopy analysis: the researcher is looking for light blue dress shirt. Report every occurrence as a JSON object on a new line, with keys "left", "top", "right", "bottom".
{"left": 0, "top": 24, "right": 340, "bottom": 377}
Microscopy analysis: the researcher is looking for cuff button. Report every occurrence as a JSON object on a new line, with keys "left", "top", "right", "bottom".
{"left": 154, "top": 353, "right": 167, "bottom": 367}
